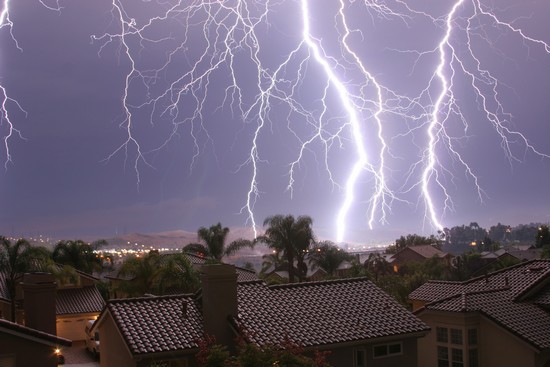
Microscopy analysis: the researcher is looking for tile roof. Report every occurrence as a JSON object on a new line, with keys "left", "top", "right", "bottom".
{"left": 411, "top": 260, "right": 550, "bottom": 351}
{"left": 405, "top": 245, "right": 448, "bottom": 259}
{"left": 104, "top": 294, "right": 203, "bottom": 355}
{"left": 410, "top": 259, "right": 550, "bottom": 302}
{"left": 422, "top": 288, "right": 550, "bottom": 350}
{"left": 234, "top": 278, "right": 429, "bottom": 348}
{"left": 0, "top": 318, "right": 72, "bottom": 347}
{"left": 532, "top": 283, "right": 550, "bottom": 307}
{"left": 56, "top": 286, "right": 105, "bottom": 315}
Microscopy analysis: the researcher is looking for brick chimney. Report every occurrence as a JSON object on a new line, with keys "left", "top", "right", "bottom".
{"left": 200, "top": 264, "right": 238, "bottom": 347}
{"left": 21, "top": 273, "right": 57, "bottom": 336}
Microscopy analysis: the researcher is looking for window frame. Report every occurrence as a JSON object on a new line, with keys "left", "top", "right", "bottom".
{"left": 354, "top": 347, "right": 367, "bottom": 367}
{"left": 372, "top": 341, "right": 403, "bottom": 359}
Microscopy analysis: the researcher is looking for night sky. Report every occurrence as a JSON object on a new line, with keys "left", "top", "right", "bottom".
{"left": 0, "top": 0, "right": 549, "bottom": 245}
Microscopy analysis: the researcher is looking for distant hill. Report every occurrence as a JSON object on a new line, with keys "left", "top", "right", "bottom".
{"left": 102, "top": 227, "right": 260, "bottom": 253}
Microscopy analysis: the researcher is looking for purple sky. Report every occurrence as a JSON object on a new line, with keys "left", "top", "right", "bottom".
{"left": 0, "top": 0, "right": 549, "bottom": 245}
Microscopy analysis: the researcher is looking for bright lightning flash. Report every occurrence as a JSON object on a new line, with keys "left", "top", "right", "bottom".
{"left": 0, "top": 0, "right": 27, "bottom": 169}
{"left": 3, "top": 0, "right": 550, "bottom": 242}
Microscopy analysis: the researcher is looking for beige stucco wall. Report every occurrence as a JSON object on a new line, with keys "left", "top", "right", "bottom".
{"left": 479, "top": 316, "right": 535, "bottom": 367}
{"left": 325, "top": 337, "right": 419, "bottom": 367}
{"left": 56, "top": 313, "right": 99, "bottom": 341}
{"left": 417, "top": 309, "right": 538, "bottom": 367}
{"left": 99, "top": 313, "right": 135, "bottom": 367}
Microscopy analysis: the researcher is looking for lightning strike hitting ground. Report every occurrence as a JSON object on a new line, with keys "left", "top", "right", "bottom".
{"left": 2, "top": 0, "right": 549, "bottom": 242}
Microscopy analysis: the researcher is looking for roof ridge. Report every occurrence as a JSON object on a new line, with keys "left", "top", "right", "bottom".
{"left": 268, "top": 276, "right": 370, "bottom": 289}
{"left": 108, "top": 293, "right": 194, "bottom": 304}
{"left": 0, "top": 318, "right": 72, "bottom": 346}
{"left": 514, "top": 266, "right": 550, "bottom": 302}
{"left": 422, "top": 286, "right": 511, "bottom": 312}
{"left": 464, "top": 259, "right": 550, "bottom": 285}
{"left": 237, "top": 279, "right": 265, "bottom": 285}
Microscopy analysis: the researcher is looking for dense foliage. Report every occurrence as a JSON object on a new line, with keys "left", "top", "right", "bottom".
{"left": 196, "top": 335, "right": 331, "bottom": 367}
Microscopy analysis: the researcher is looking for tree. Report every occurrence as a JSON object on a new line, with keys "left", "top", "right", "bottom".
{"left": 157, "top": 253, "right": 199, "bottom": 294}
{"left": 511, "top": 224, "right": 539, "bottom": 243}
{"left": 53, "top": 240, "right": 101, "bottom": 274}
{"left": 256, "top": 215, "right": 315, "bottom": 283}
{"left": 0, "top": 237, "right": 34, "bottom": 321}
{"left": 260, "top": 250, "right": 287, "bottom": 277}
{"left": 535, "top": 225, "right": 550, "bottom": 248}
{"left": 197, "top": 335, "right": 331, "bottom": 367}
{"left": 183, "top": 223, "right": 253, "bottom": 262}
{"left": 451, "top": 252, "right": 484, "bottom": 280}
{"left": 364, "top": 252, "right": 392, "bottom": 281}
{"left": 386, "top": 233, "right": 441, "bottom": 254}
{"left": 117, "top": 251, "right": 162, "bottom": 297}
{"left": 308, "top": 241, "right": 352, "bottom": 277}
{"left": 488, "top": 223, "right": 511, "bottom": 243}
{"left": 117, "top": 251, "right": 200, "bottom": 297}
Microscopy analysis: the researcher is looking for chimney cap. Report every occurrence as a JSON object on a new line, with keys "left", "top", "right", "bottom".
{"left": 22, "top": 272, "right": 56, "bottom": 285}
{"left": 200, "top": 263, "right": 236, "bottom": 276}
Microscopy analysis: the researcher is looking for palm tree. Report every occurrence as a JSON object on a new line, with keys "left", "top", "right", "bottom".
{"left": 183, "top": 223, "right": 252, "bottom": 262}
{"left": 53, "top": 240, "right": 101, "bottom": 274}
{"left": 256, "top": 215, "right": 314, "bottom": 283}
{"left": 157, "top": 253, "right": 199, "bottom": 294}
{"left": 0, "top": 237, "right": 33, "bottom": 321}
{"left": 308, "top": 241, "right": 352, "bottom": 277}
{"left": 365, "top": 252, "right": 392, "bottom": 281}
{"left": 260, "top": 250, "right": 287, "bottom": 277}
{"left": 116, "top": 251, "right": 200, "bottom": 297}
{"left": 117, "top": 251, "right": 162, "bottom": 297}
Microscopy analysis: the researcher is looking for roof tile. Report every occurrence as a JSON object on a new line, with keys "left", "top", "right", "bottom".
{"left": 56, "top": 286, "right": 105, "bottom": 315}
{"left": 235, "top": 278, "right": 429, "bottom": 347}
{"left": 106, "top": 294, "right": 203, "bottom": 355}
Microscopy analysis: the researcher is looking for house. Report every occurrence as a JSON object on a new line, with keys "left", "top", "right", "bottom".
{"left": 409, "top": 259, "right": 550, "bottom": 367}
{"left": 0, "top": 266, "right": 105, "bottom": 341}
{"left": 0, "top": 318, "right": 71, "bottom": 367}
{"left": 390, "top": 245, "right": 452, "bottom": 273}
{"left": 94, "top": 264, "right": 430, "bottom": 367}
{"left": 263, "top": 265, "right": 328, "bottom": 283}
{"left": 0, "top": 273, "right": 72, "bottom": 367}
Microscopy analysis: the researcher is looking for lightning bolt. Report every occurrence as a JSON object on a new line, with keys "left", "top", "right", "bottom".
{"left": 78, "top": 0, "right": 550, "bottom": 240}
{"left": 415, "top": 0, "right": 550, "bottom": 233}
{"left": 3, "top": 0, "right": 549, "bottom": 242}
{"left": 0, "top": 0, "right": 27, "bottom": 169}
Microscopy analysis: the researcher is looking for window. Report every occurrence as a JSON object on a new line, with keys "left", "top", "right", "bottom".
{"left": 451, "top": 348, "right": 463, "bottom": 367}
{"left": 437, "top": 346, "right": 449, "bottom": 367}
{"left": 437, "top": 327, "right": 469, "bottom": 367}
{"left": 373, "top": 342, "right": 402, "bottom": 358}
{"left": 467, "top": 328, "right": 477, "bottom": 345}
{"left": 450, "top": 329, "right": 463, "bottom": 345}
{"left": 468, "top": 349, "right": 479, "bottom": 367}
{"left": 354, "top": 348, "right": 366, "bottom": 367}
{"left": 437, "top": 327, "right": 448, "bottom": 343}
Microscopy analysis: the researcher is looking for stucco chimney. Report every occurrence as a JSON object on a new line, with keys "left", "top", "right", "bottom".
{"left": 200, "top": 264, "right": 238, "bottom": 347}
{"left": 21, "top": 273, "right": 57, "bottom": 336}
